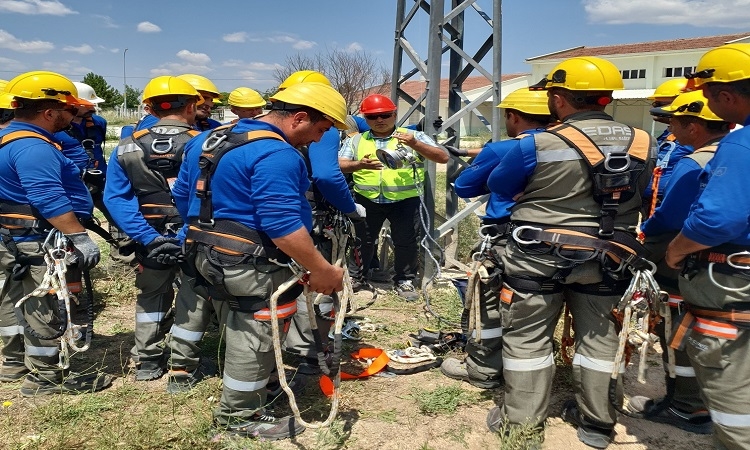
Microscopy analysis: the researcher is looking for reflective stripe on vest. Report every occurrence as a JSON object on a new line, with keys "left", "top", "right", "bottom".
{"left": 253, "top": 301, "right": 298, "bottom": 321}
{"left": 352, "top": 127, "right": 424, "bottom": 201}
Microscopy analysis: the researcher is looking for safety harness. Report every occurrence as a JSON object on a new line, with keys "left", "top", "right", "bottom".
{"left": 67, "top": 117, "right": 106, "bottom": 191}
{"left": 128, "top": 127, "right": 199, "bottom": 233}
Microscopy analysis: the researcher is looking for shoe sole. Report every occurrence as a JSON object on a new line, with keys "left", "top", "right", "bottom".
{"left": 440, "top": 366, "right": 502, "bottom": 389}
{"left": 626, "top": 404, "right": 713, "bottom": 435}
{"left": 222, "top": 424, "right": 306, "bottom": 441}
{"left": 0, "top": 374, "right": 29, "bottom": 382}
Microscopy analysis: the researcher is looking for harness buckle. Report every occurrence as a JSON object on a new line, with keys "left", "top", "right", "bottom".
{"left": 604, "top": 151, "right": 630, "bottom": 173}
{"left": 201, "top": 133, "right": 228, "bottom": 151}
{"left": 512, "top": 225, "right": 543, "bottom": 246}
{"left": 81, "top": 139, "right": 95, "bottom": 150}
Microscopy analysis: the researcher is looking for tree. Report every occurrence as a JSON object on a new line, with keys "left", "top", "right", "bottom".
{"left": 274, "top": 48, "right": 391, "bottom": 114}
{"left": 124, "top": 84, "right": 141, "bottom": 109}
{"left": 80, "top": 72, "right": 122, "bottom": 109}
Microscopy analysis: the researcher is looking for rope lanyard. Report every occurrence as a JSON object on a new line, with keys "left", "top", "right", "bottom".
{"left": 13, "top": 230, "right": 93, "bottom": 369}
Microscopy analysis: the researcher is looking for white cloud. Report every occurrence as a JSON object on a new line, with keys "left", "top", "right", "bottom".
{"left": 345, "top": 42, "right": 363, "bottom": 53}
{"left": 293, "top": 40, "right": 317, "bottom": 50}
{"left": 0, "top": 29, "right": 53, "bottom": 53}
{"left": 137, "top": 21, "right": 161, "bottom": 33}
{"left": 583, "top": 0, "right": 750, "bottom": 27}
{"left": 63, "top": 44, "right": 94, "bottom": 54}
{"left": 0, "top": 0, "right": 76, "bottom": 15}
{"left": 223, "top": 32, "right": 247, "bottom": 43}
{"left": 0, "top": 55, "right": 25, "bottom": 72}
{"left": 150, "top": 62, "right": 211, "bottom": 76}
{"left": 176, "top": 49, "right": 211, "bottom": 65}
{"left": 220, "top": 59, "right": 281, "bottom": 71}
{"left": 266, "top": 35, "right": 297, "bottom": 44}
{"left": 41, "top": 60, "right": 92, "bottom": 77}
{"left": 91, "top": 14, "right": 118, "bottom": 28}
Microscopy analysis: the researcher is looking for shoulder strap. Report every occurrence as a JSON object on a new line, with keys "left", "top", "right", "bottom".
{"left": 0, "top": 130, "right": 61, "bottom": 151}
{"left": 693, "top": 144, "right": 718, "bottom": 154}
{"left": 196, "top": 126, "right": 285, "bottom": 226}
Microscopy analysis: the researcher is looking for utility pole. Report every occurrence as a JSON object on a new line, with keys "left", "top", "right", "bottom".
{"left": 123, "top": 48, "right": 128, "bottom": 114}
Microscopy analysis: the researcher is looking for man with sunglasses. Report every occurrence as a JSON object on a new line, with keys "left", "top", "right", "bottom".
{"left": 642, "top": 79, "right": 694, "bottom": 218}
{"left": 665, "top": 43, "right": 750, "bottom": 450}
{"left": 339, "top": 94, "right": 448, "bottom": 301}
{"left": 628, "top": 90, "right": 728, "bottom": 435}
{"left": 0, "top": 71, "right": 111, "bottom": 395}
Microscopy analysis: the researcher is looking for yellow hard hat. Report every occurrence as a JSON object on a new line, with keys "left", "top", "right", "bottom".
{"left": 686, "top": 43, "right": 750, "bottom": 91}
{"left": 279, "top": 70, "right": 331, "bottom": 90}
{"left": 498, "top": 87, "right": 550, "bottom": 115}
{"left": 5, "top": 70, "right": 80, "bottom": 105}
{"left": 142, "top": 76, "right": 203, "bottom": 106}
{"left": 648, "top": 79, "right": 688, "bottom": 101}
{"left": 269, "top": 81, "right": 347, "bottom": 130}
{"left": 652, "top": 90, "right": 724, "bottom": 122}
{"left": 228, "top": 87, "right": 266, "bottom": 108}
{"left": 0, "top": 79, "right": 7, "bottom": 93}
{"left": 177, "top": 73, "right": 220, "bottom": 103}
{"left": 0, "top": 92, "right": 13, "bottom": 109}
{"left": 530, "top": 56, "right": 624, "bottom": 91}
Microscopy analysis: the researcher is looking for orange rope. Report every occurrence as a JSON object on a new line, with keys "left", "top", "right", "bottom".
{"left": 647, "top": 167, "right": 663, "bottom": 218}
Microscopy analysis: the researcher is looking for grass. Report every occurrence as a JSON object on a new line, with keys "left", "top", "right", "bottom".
{"left": 410, "top": 384, "right": 479, "bottom": 415}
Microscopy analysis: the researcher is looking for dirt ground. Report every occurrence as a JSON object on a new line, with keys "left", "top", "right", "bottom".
{"left": 0, "top": 262, "right": 715, "bottom": 450}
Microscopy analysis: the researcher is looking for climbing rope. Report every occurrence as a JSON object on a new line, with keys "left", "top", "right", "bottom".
{"left": 14, "top": 230, "right": 93, "bottom": 369}
{"left": 608, "top": 265, "right": 675, "bottom": 418}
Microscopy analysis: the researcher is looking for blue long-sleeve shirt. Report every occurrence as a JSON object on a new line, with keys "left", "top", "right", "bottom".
{"left": 68, "top": 114, "right": 108, "bottom": 171}
{"left": 643, "top": 130, "right": 693, "bottom": 201}
{"left": 457, "top": 129, "right": 544, "bottom": 221}
{"left": 0, "top": 122, "right": 92, "bottom": 238}
{"left": 174, "top": 119, "right": 312, "bottom": 239}
{"left": 641, "top": 156, "right": 704, "bottom": 237}
{"left": 307, "top": 116, "right": 369, "bottom": 213}
{"left": 55, "top": 130, "right": 89, "bottom": 174}
{"left": 682, "top": 117, "right": 750, "bottom": 247}
{"left": 486, "top": 134, "right": 538, "bottom": 201}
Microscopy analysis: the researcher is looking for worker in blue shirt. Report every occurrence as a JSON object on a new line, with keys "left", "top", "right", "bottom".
{"left": 175, "top": 81, "right": 347, "bottom": 440}
{"left": 104, "top": 76, "right": 201, "bottom": 382}
{"left": 0, "top": 71, "right": 110, "bottom": 395}
{"left": 628, "top": 90, "right": 729, "bottom": 435}
{"left": 642, "top": 79, "right": 694, "bottom": 217}
{"left": 665, "top": 43, "right": 750, "bottom": 450}
{"left": 441, "top": 87, "right": 552, "bottom": 390}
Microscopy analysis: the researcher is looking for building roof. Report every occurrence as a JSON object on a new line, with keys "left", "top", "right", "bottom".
{"left": 397, "top": 73, "right": 528, "bottom": 99}
{"left": 526, "top": 32, "right": 750, "bottom": 61}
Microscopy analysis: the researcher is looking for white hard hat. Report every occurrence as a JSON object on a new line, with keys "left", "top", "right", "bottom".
{"left": 73, "top": 81, "right": 105, "bottom": 104}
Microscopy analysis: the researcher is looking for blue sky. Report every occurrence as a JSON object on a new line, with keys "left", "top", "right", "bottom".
{"left": 0, "top": 0, "right": 749, "bottom": 94}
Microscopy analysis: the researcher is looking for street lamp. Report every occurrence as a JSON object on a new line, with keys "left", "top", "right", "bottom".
{"left": 123, "top": 48, "right": 128, "bottom": 113}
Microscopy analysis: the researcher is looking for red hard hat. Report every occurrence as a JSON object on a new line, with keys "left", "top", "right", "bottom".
{"left": 360, "top": 94, "right": 397, "bottom": 114}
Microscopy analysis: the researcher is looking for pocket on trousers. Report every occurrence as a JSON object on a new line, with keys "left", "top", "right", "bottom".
{"left": 500, "top": 284, "right": 532, "bottom": 330}
{"left": 685, "top": 333, "right": 729, "bottom": 371}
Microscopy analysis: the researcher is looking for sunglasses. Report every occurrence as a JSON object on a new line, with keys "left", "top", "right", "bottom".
{"left": 365, "top": 113, "right": 394, "bottom": 120}
{"left": 674, "top": 101, "right": 704, "bottom": 113}
{"left": 41, "top": 88, "right": 72, "bottom": 96}
{"left": 38, "top": 106, "right": 78, "bottom": 114}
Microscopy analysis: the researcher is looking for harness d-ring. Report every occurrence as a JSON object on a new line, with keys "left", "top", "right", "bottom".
{"left": 512, "top": 225, "right": 543, "bottom": 246}
{"left": 201, "top": 133, "right": 228, "bottom": 151}
{"left": 707, "top": 263, "right": 750, "bottom": 293}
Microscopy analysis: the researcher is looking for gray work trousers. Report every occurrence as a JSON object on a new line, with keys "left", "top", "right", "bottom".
{"left": 0, "top": 241, "right": 64, "bottom": 382}
{"left": 131, "top": 264, "right": 178, "bottom": 368}
{"left": 167, "top": 271, "right": 213, "bottom": 372}
{"left": 679, "top": 268, "right": 750, "bottom": 450}
{"left": 195, "top": 251, "right": 296, "bottom": 423}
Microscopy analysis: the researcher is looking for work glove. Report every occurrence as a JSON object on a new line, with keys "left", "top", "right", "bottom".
{"left": 445, "top": 145, "right": 468, "bottom": 157}
{"left": 433, "top": 116, "right": 443, "bottom": 130}
{"left": 66, "top": 232, "right": 101, "bottom": 270}
{"left": 346, "top": 203, "right": 367, "bottom": 220}
{"left": 146, "top": 236, "right": 184, "bottom": 265}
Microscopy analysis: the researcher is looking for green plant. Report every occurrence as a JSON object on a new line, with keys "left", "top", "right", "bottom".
{"left": 411, "top": 384, "right": 478, "bottom": 415}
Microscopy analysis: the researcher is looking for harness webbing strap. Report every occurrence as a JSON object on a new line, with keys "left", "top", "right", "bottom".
{"left": 670, "top": 307, "right": 750, "bottom": 350}
{"left": 0, "top": 130, "right": 61, "bottom": 151}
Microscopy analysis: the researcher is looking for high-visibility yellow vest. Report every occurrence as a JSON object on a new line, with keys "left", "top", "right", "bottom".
{"left": 352, "top": 128, "right": 425, "bottom": 201}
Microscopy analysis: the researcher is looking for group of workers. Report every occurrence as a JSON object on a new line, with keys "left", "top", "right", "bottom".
{"left": 0, "top": 41, "right": 748, "bottom": 448}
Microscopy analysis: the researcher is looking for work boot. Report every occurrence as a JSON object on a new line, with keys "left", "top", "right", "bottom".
{"left": 222, "top": 410, "right": 305, "bottom": 440}
{"left": 351, "top": 277, "right": 375, "bottom": 294}
{"left": 395, "top": 280, "right": 419, "bottom": 302}
{"left": 627, "top": 396, "right": 712, "bottom": 434}
{"left": 266, "top": 370, "right": 308, "bottom": 405}
{"left": 0, "top": 363, "right": 29, "bottom": 382}
{"left": 561, "top": 399, "right": 614, "bottom": 449}
{"left": 166, "top": 358, "right": 217, "bottom": 394}
{"left": 440, "top": 357, "right": 503, "bottom": 389}
{"left": 135, "top": 362, "right": 165, "bottom": 381}
{"left": 20, "top": 372, "right": 113, "bottom": 397}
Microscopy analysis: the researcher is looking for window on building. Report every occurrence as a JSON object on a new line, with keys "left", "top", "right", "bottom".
{"left": 622, "top": 70, "right": 630, "bottom": 79}
{"left": 620, "top": 69, "right": 645, "bottom": 79}
{"left": 664, "top": 66, "right": 696, "bottom": 78}
{"left": 639, "top": 69, "right": 646, "bottom": 78}
{"left": 665, "top": 68, "right": 673, "bottom": 77}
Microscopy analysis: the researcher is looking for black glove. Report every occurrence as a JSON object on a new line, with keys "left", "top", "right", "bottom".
{"left": 433, "top": 116, "right": 443, "bottom": 130}
{"left": 146, "top": 237, "right": 184, "bottom": 265}
{"left": 66, "top": 232, "right": 101, "bottom": 270}
{"left": 346, "top": 203, "right": 367, "bottom": 220}
{"left": 445, "top": 145, "right": 468, "bottom": 157}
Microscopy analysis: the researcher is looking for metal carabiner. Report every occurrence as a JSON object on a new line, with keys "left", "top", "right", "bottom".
{"left": 604, "top": 151, "right": 631, "bottom": 173}
{"left": 708, "top": 262, "right": 750, "bottom": 293}
{"left": 727, "top": 251, "right": 750, "bottom": 270}
{"left": 201, "top": 133, "right": 228, "bottom": 152}
{"left": 511, "top": 225, "right": 543, "bottom": 246}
